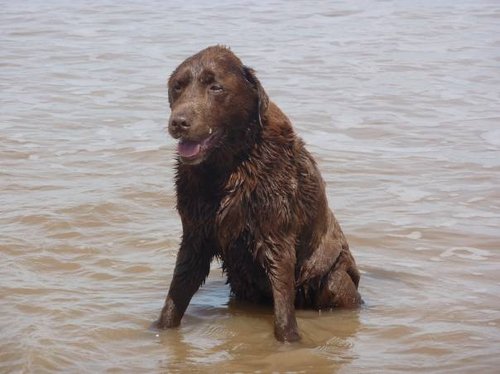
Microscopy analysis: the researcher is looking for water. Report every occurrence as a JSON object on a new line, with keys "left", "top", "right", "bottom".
{"left": 1, "top": 0, "right": 499, "bottom": 372}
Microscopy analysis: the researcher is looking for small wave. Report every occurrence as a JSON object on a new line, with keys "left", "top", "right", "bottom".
{"left": 480, "top": 128, "right": 500, "bottom": 148}
{"left": 438, "top": 247, "right": 491, "bottom": 261}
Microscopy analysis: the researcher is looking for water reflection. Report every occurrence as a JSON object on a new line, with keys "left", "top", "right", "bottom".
{"left": 157, "top": 279, "right": 361, "bottom": 372}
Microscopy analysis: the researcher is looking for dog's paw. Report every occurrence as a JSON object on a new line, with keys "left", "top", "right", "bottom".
{"left": 275, "top": 326, "right": 301, "bottom": 343}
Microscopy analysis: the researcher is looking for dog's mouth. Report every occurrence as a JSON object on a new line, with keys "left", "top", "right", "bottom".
{"left": 177, "top": 133, "right": 216, "bottom": 163}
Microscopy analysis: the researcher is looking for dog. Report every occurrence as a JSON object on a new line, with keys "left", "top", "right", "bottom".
{"left": 157, "top": 46, "right": 362, "bottom": 342}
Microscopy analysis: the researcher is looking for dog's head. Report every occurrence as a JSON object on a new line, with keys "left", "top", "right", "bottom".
{"left": 167, "top": 46, "right": 268, "bottom": 165}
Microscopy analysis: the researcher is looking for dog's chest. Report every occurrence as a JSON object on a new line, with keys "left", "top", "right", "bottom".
{"left": 215, "top": 189, "right": 248, "bottom": 252}
{"left": 214, "top": 168, "right": 258, "bottom": 254}
{"left": 177, "top": 164, "right": 260, "bottom": 256}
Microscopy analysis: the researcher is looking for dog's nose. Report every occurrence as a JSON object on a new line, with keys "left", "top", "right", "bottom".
{"left": 170, "top": 115, "right": 190, "bottom": 133}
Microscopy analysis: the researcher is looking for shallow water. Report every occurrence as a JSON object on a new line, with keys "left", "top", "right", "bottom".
{"left": 1, "top": 0, "right": 499, "bottom": 372}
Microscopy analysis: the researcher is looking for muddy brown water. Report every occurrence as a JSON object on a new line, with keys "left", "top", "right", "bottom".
{"left": 1, "top": 1, "right": 499, "bottom": 373}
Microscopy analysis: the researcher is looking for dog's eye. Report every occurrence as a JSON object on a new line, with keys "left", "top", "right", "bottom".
{"left": 173, "top": 82, "right": 183, "bottom": 93}
{"left": 209, "top": 84, "right": 223, "bottom": 93}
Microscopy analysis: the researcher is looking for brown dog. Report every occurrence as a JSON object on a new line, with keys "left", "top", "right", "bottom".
{"left": 157, "top": 46, "right": 362, "bottom": 342}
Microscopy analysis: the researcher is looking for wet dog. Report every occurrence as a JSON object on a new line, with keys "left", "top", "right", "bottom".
{"left": 157, "top": 46, "right": 362, "bottom": 342}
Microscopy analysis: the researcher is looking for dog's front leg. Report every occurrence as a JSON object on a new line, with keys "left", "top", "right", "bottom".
{"left": 264, "top": 240, "right": 301, "bottom": 342}
{"left": 156, "top": 238, "right": 212, "bottom": 329}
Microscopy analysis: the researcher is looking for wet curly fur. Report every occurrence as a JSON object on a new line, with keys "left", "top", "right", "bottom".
{"left": 157, "top": 46, "right": 362, "bottom": 342}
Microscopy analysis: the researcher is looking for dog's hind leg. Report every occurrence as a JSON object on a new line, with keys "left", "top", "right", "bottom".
{"left": 315, "top": 251, "right": 362, "bottom": 309}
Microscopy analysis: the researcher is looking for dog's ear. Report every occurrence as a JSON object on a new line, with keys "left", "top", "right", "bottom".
{"left": 243, "top": 66, "right": 269, "bottom": 127}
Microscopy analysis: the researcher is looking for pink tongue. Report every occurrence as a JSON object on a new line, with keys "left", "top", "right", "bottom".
{"left": 178, "top": 140, "right": 201, "bottom": 158}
